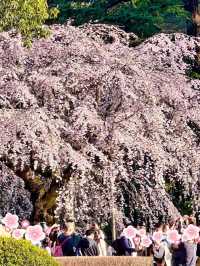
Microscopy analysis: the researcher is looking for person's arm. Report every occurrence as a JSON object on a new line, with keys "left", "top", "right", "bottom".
{"left": 96, "top": 244, "right": 100, "bottom": 256}
{"left": 76, "top": 240, "right": 82, "bottom": 256}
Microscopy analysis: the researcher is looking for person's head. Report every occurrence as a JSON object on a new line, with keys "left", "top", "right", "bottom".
{"left": 188, "top": 216, "right": 196, "bottom": 225}
{"left": 42, "top": 237, "right": 50, "bottom": 248}
{"left": 85, "top": 229, "right": 96, "bottom": 239}
{"left": 169, "top": 219, "right": 175, "bottom": 229}
{"left": 123, "top": 217, "right": 132, "bottom": 227}
{"left": 49, "top": 225, "right": 60, "bottom": 242}
{"left": 94, "top": 230, "right": 101, "bottom": 242}
{"left": 162, "top": 224, "right": 169, "bottom": 233}
{"left": 171, "top": 242, "right": 179, "bottom": 250}
{"left": 63, "top": 222, "right": 75, "bottom": 236}
{"left": 154, "top": 240, "right": 161, "bottom": 249}
{"left": 90, "top": 222, "right": 99, "bottom": 230}
{"left": 155, "top": 223, "right": 163, "bottom": 232}
{"left": 51, "top": 224, "right": 60, "bottom": 233}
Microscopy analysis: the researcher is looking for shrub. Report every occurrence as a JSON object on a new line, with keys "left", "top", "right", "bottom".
{"left": 186, "top": 52, "right": 200, "bottom": 80}
{"left": 0, "top": 237, "right": 59, "bottom": 266}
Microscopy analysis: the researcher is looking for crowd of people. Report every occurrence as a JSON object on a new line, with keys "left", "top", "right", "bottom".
{"left": 41, "top": 215, "right": 200, "bottom": 266}
{"left": 1, "top": 212, "right": 200, "bottom": 266}
{"left": 46, "top": 222, "right": 107, "bottom": 257}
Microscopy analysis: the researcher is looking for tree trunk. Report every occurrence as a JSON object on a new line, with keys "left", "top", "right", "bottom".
{"left": 184, "top": 0, "right": 200, "bottom": 36}
{"left": 192, "top": 7, "right": 200, "bottom": 36}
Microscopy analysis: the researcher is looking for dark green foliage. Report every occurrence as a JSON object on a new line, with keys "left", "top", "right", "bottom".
{"left": 186, "top": 51, "right": 200, "bottom": 80}
{"left": 48, "top": 0, "right": 189, "bottom": 38}
{"left": 188, "top": 70, "right": 200, "bottom": 79}
{"left": 164, "top": 179, "right": 193, "bottom": 215}
{"left": 0, "top": 237, "right": 59, "bottom": 266}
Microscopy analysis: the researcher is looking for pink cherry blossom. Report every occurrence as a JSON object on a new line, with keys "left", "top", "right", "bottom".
{"left": 152, "top": 231, "right": 163, "bottom": 242}
{"left": 2, "top": 213, "right": 19, "bottom": 229}
{"left": 141, "top": 236, "right": 152, "bottom": 247}
{"left": 182, "top": 233, "right": 189, "bottom": 242}
{"left": 133, "top": 236, "right": 141, "bottom": 245}
{"left": 25, "top": 225, "right": 45, "bottom": 244}
{"left": 138, "top": 228, "right": 146, "bottom": 236}
{"left": 12, "top": 229, "right": 25, "bottom": 240}
{"left": 184, "top": 224, "right": 200, "bottom": 240}
{"left": 21, "top": 220, "right": 30, "bottom": 229}
{"left": 123, "top": 226, "right": 137, "bottom": 238}
{"left": 167, "top": 230, "right": 180, "bottom": 243}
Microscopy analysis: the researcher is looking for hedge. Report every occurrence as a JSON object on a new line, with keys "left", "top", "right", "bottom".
{"left": 0, "top": 237, "right": 59, "bottom": 266}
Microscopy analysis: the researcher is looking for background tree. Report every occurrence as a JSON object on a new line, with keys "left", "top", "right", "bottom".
{"left": 0, "top": 0, "right": 50, "bottom": 46}
{"left": 48, "top": 0, "right": 189, "bottom": 38}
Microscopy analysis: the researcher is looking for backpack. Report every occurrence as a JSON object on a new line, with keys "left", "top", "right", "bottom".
{"left": 52, "top": 238, "right": 68, "bottom": 257}
{"left": 52, "top": 244, "right": 63, "bottom": 257}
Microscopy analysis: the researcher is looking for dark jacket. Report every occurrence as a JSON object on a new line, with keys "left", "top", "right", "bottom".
{"left": 78, "top": 237, "right": 99, "bottom": 256}
{"left": 112, "top": 236, "right": 134, "bottom": 256}
{"left": 171, "top": 242, "right": 186, "bottom": 266}
{"left": 58, "top": 233, "right": 81, "bottom": 256}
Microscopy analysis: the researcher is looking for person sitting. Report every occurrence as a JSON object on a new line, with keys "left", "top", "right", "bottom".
{"left": 77, "top": 229, "right": 100, "bottom": 256}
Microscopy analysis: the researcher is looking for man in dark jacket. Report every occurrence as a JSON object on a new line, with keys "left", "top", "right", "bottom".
{"left": 112, "top": 235, "right": 134, "bottom": 256}
{"left": 78, "top": 229, "right": 100, "bottom": 256}
{"left": 171, "top": 242, "right": 186, "bottom": 266}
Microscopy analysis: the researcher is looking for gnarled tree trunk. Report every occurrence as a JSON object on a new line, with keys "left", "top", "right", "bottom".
{"left": 184, "top": 0, "right": 200, "bottom": 36}
{"left": 192, "top": 6, "right": 200, "bottom": 36}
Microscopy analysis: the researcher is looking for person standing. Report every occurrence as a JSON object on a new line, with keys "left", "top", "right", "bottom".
{"left": 77, "top": 229, "right": 100, "bottom": 256}
{"left": 58, "top": 222, "right": 81, "bottom": 256}
{"left": 112, "top": 234, "right": 135, "bottom": 256}
{"left": 94, "top": 229, "right": 107, "bottom": 256}
{"left": 171, "top": 242, "right": 186, "bottom": 266}
{"left": 152, "top": 240, "right": 165, "bottom": 266}
{"left": 161, "top": 224, "right": 172, "bottom": 266}
{"left": 184, "top": 240, "right": 197, "bottom": 266}
{"left": 90, "top": 222, "right": 107, "bottom": 256}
